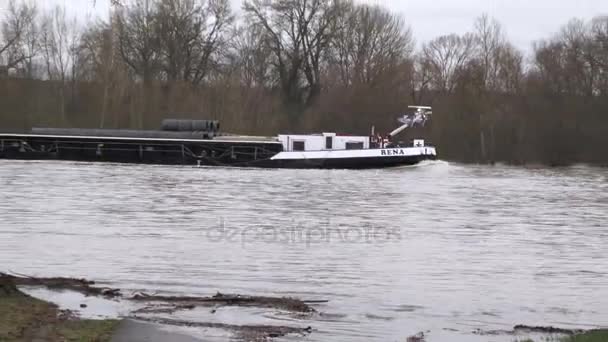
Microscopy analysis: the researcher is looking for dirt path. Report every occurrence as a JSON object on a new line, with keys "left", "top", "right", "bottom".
{"left": 110, "top": 320, "right": 204, "bottom": 342}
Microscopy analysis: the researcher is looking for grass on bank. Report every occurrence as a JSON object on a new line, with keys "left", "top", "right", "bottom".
{"left": 562, "top": 330, "right": 608, "bottom": 342}
{"left": 0, "top": 283, "right": 119, "bottom": 342}
{"left": 518, "top": 330, "right": 608, "bottom": 342}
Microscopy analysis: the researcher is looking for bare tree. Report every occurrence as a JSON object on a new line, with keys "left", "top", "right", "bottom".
{"left": 330, "top": 3, "right": 413, "bottom": 87}
{"left": 115, "top": 0, "right": 162, "bottom": 128}
{"left": 422, "top": 33, "right": 477, "bottom": 93}
{"left": 39, "top": 6, "right": 81, "bottom": 122}
{"left": 155, "top": 0, "right": 233, "bottom": 85}
{"left": 80, "top": 20, "right": 123, "bottom": 128}
{"left": 590, "top": 16, "right": 608, "bottom": 65}
{"left": 474, "top": 14, "right": 504, "bottom": 91}
{"left": 410, "top": 55, "right": 433, "bottom": 104}
{"left": 533, "top": 18, "right": 602, "bottom": 97}
{"left": 0, "top": 0, "right": 37, "bottom": 74}
{"left": 20, "top": 5, "right": 41, "bottom": 78}
{"left": 495, "top": 42, "right": 523, "bottom": 93}
{"left": 231, "top": 22, "right": 273, "bottom": 88}
{"left": 470, "top": 15, "right": 524, "bottom": 94}
{"left": 533, "top": 39, "right": 567, "bottom": 94}
{"left": 590, "top": 16, "right": 608, "bottom": 95}
{"left": 40, "top": 7, "right": 79, "bottom": 81}
{"left": 561, "top": 19, "right": 597, "bottom": 96}
{"left": 155, "top": 0, "right": 199, "bottom": 82}
{"left": 115, "top": 0, "right": 160, "bottom": 84}
{"left": 243, "top": 0, "right": 344, "bottom": 107}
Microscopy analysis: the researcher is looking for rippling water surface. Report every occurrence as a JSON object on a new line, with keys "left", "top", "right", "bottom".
{"left": 1, "top": 160, "right": 607, "bottom": 341}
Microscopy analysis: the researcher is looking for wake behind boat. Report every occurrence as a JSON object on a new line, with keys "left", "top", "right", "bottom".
{"left": 0, "top": 106, "right": 436, "bottom": 169}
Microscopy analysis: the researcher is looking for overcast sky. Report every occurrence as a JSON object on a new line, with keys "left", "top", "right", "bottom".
{"left": 3, "top": 0, "right": 608, "bottom": 52}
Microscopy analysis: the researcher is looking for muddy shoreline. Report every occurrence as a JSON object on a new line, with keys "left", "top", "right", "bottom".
{"left": 0, "top": 276, "right": 119, "bottom": 342}
{"left": 2, "top": 272, "right": 607, "bottom": 342}
{"left": 1, "top": 272, "right": 315, "bottom": 341}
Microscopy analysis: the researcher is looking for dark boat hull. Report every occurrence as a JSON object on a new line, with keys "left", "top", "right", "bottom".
{"left": 0, "top": 134, "right": 281, "bottom": 167}
{"left": 0, "top": 134, "right": 436, "bottom": 169}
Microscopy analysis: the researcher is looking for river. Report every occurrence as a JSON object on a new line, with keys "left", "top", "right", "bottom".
{"left": 0, "top": 160, "right": 606, "bottom": 341}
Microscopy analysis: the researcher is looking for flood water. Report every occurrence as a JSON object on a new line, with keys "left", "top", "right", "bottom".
{"left": 1, "top": 160, "right": 607, "bottom": 341}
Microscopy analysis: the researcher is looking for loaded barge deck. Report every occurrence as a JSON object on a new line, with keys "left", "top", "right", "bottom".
{"left": 0, "top": 132, "right": 283, "bottom": 167}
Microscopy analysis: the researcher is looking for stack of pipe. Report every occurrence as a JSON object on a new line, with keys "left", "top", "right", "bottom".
{"left": 31, "top": 119, "right": 221, "bottom": 140}
{"left": 31, "top": 127, "right": 213, "bottom": 140}
{"left": 161, "top": 119, "right": 220, "bottom": 133}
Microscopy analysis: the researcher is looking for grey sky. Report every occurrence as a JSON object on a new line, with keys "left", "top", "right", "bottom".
{"left": 4, "top": 0, "right": 608, "bottom": 52}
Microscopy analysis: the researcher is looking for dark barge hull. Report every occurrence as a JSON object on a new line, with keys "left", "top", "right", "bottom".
{"left": 0, "top": 134, "right": 282, "bottom": 167}
{"left": 0, "top": 134, "right": 436, "bottom": 169}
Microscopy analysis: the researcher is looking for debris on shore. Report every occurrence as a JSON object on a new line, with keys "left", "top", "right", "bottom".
{"left": 1, "top": 272, "right": 121, "bottom": 297}
{"left": 1, "top": 272, "right": 318, "bottom": 341}
{"left": 1, "top": 272, "right": 317, "bottom": 313}
{"left": 406, "top": 331, "right": 426, "bottom": 342}
{"left": 472, "top": 324, "right": 608, "bottom": 340}
{"left": 131, "top": 291, "right": 316, "bottom": 313}
{"left": 134, "top": 316, "right": 313, "bottom": 342}
{"left": 132, "top": 303, "right": 197, "bottom": 314}
{"left": 513, "top": 324, "right": 584, "bottom": 335}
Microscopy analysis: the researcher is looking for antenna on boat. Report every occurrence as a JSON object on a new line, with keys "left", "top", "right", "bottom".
{"left": 389, "top": 106, "right": 432, "bottom": 137}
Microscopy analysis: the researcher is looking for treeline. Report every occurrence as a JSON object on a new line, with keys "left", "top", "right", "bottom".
{"left": 0, "top": 0, "right": 607, "bottom": 165}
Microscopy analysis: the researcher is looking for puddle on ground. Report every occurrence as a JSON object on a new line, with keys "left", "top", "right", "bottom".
{"left": 20, "top": 286, "right": 142, "bottom": 319}
{"left": 138, "top": 305, "right": 303, "bottom": 327}
{"left": 19, "top": 286, "right": 312, "bottom": 342}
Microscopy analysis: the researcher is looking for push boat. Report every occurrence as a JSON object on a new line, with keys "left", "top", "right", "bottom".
{"left": 0, "top": 106, "right": 436, "bottom": 169}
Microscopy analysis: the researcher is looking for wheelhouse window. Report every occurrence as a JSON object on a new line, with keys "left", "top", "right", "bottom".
{"left": 292, "top": 141, "right": 305, "bottom": 151}
{"left": 345, "top": 142, "right": 364, "bottom": 150}
{"left": 325, "top": 136, "right": 333, "bottom": 149}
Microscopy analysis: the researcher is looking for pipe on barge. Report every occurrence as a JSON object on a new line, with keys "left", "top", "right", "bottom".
{"left": 161, "top": 119, "right": 220, "bottom": 132}
{"left": 31, "top": 127, "right": 216, "bottom": 140}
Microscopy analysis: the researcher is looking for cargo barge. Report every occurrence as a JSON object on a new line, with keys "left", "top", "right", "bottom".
{"left": 0, "top": 107, "right": 436, "bottom": 169}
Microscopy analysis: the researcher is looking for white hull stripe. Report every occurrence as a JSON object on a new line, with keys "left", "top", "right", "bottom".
{"left": 271, "top": 147, "right": 436, "bottom": 160}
